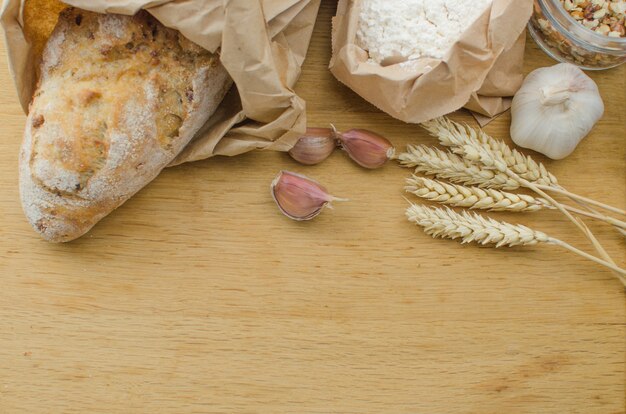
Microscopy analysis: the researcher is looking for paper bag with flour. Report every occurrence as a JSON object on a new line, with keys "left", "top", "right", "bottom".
{"left": 329, "top": 0, "right": 532, "bottom": 124}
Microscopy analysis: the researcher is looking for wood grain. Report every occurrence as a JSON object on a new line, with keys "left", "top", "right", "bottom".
{"left": 0, "top": 1, "right": 624, "bottom": 413}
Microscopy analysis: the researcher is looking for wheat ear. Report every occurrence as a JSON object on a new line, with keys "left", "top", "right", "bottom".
{"left": 398, "top": 145, "right": 520, "bottom": 190}
{"left": 422, "top": 117, "right": 625, "bottom": 217}
{"left": 406, "top": 176, "right": 553, "bottom": 212}
{"left": 420, "top": 118, "right": 622, "bottom": 281}
{"left": 421, "top": 117, "right": 559, "bottom": 186}
{"left": 405, "top": 175, "right": 626, "bottom": 228}
{"left": 406, "top": 204, "right": 626, "bottom": 281}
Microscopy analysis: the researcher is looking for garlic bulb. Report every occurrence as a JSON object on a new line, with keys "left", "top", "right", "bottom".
{"left": 510, "top": 63, "right": 604, "bottom": 160}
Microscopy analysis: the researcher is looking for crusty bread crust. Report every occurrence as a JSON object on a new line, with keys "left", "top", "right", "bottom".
{"left": 20, "top": 8, "right": 232, "bottom": 242}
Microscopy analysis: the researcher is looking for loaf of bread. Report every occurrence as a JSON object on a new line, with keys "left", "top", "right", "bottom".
{"left": 20, "top": 8, "right": 232, "bottom": 242}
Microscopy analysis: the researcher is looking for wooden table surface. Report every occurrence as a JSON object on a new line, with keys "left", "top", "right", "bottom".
{"left": 1, "top": 2, "right": 625, "bottom": 413}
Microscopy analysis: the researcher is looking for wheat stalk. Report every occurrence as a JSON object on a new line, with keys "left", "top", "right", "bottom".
{"left": 406, "top": 176, "right": 553, "bottom": 212}
{"left": 406, "top": 204, "right": 626, "bottom": 281}
{"left": 421, "top": 117, "right": 559, "bottom": 186}
{"left": 399, "top": 145, "right": 626, "bottom": 227}
{"left": 421, "top": 117, "right": 626, "bottom": 217}
{"left": 398, "top": 145, "right": 520, "bottom": 190}
{"left": 418, "top": 117, "right": 624, "bottom": 281}
{"left": 534, "top": 185, "right": 626, "bottom": 217}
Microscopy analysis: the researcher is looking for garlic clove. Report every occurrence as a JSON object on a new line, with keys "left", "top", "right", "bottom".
{"left": 510, "top": 63, "right": 604, "bottom": 160}
{"left": 332, "top": 126, "right": 395, "bottom": 169}
{"left": 270, "top": 171, "right": 347, "bottom": 221}
{"left": 288, "top": 128, "right": 337, "bottom": 165}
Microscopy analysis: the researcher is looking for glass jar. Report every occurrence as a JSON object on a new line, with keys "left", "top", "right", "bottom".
{"left": 529, "top": 0, "right": 626, "bottom": 70}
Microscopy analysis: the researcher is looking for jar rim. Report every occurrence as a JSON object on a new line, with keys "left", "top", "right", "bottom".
{"left": 540, "top": 0, "right": 626, "bottom": 47}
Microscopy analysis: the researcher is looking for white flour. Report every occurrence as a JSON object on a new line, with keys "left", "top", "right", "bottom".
{"left": 357, "top": 0, "right": 493, "bottom": 64}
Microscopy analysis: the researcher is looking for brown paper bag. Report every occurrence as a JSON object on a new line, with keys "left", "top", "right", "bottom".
{"left": 329, "top": 0, "right": 532, "bottom": 124}
{"left": 0, "top": 0, "right": 321, "bottom": 164}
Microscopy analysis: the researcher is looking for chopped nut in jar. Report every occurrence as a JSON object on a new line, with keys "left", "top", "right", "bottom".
{"left": 530, "top": 0, "right": 626, "bottom": 69}
{"left": 559, "top": 0, "right": 626, "bottom": 37}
